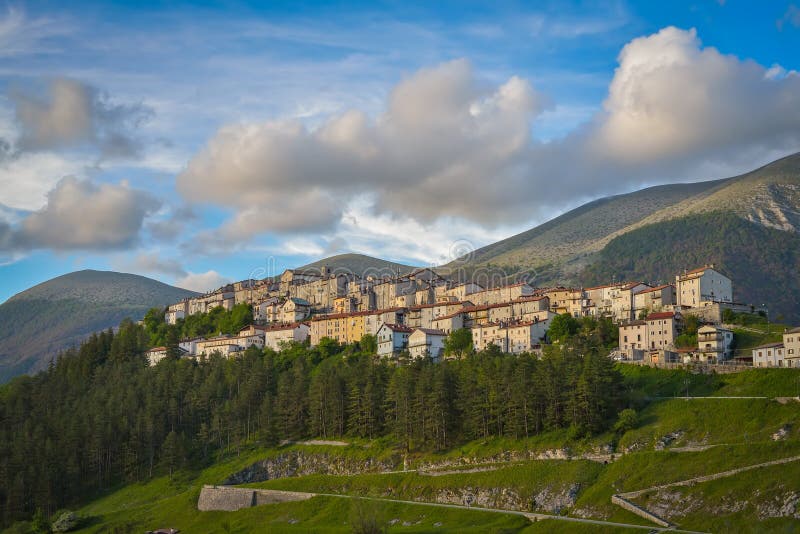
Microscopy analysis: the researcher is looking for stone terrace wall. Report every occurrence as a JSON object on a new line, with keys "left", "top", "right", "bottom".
{"left": 197, "top": 485, "right": 314, "bottom": 511}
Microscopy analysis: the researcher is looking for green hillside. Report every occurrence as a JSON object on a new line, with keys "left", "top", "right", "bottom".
{"left": 446, "top": 152, "right": 800, "bottom": 288}
{"left": 298, "top": 253, "right": 419, "bottom": 277}
{"left": 0, "top": 270, "right": 197, "bottom": 383}
{"left": 580, "top": 211, "right": 800, "bottom": 323}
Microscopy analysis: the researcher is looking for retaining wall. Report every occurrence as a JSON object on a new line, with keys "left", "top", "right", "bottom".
{"left": 197, "top": 485, "right": 314, "bottom": 511}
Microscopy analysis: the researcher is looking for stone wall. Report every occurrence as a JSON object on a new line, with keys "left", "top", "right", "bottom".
{"left": 197, "top": 485, "right": 314, "bottom": 511}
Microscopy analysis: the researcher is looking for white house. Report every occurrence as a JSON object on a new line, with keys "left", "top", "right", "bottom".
{"left": 408, "top": 328, "right": 447, "bottom": 361}
{"left": 676, "top": 265, "right": 733, "bottom": 307}
{"left": 146, "top": 346, "right": 189, "bottom": 366}
{"left": 146, "top": 346, "right": 169, "bottom": 366}
{"left": 179, "top": 337, "right": 201, "bottom": 355}
{"left": 753, "top": 342, "right": 786, "bottom": 368}
{"left": 696, "top": 325, "right": 734, "bottom": 363}
{"left": 264, "top": 322, "right": 310, "bottom": 351}
{"left": 376, "top": 323, "right": 413, "bottom": 357}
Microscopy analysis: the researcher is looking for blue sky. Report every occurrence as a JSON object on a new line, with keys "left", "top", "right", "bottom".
{"left": 1, "top": 0, "right": 799, "bottom": 301}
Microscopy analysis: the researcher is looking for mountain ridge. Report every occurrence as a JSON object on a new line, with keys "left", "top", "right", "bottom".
{"left": 448, "top": 152, "right": 800, "bottom": 283}
{"left": 0, "top": 269, "right": 197, "bottom": 383}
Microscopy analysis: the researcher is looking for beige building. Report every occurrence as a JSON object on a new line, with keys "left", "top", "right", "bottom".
{"left": 676, "top": 265, "right": 733, "bottom": 307}
{"left": 471, "top": 322, "right": 505, "bottom": 352}
{"left": 633, "top": 284, "right": 676, "bottom": 317}
{"left": 645, "top": 311, "right": 681, "bottom": 351}
{"left": 502, "top": 321, "right": 549, "bottom": 354}
{"left": 619, "top": 320, "right": 647, "bottom": 359}
{"left": 612, "top": 283, "right": 651, "bottom": 323}
{"left": 696, "top": 325, "right": 734, "bottom": 363}
{"left": 466, "top": 283, "right": 535, "bottom": 306}
{"left": 281, "top": 298, "right": 311, "bottom": 323}
{"left": 784, "top": 327, "right": 800, "bottom": 367}
{"left": 188, "top": 287, "right": 235, "bottom": 315}
{"left": 431, "top": 311, "right": 465, "bottom": 334}
{"left": 165, "top": 300, "right": 189, "bottom": 325}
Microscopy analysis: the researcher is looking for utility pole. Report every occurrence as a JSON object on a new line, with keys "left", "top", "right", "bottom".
{"left": 684, "top": 377, "right": 690, "bottom": 399}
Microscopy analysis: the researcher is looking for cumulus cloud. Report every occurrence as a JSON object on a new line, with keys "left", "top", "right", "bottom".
{"left": 178, "top": 59, "right": 547, "bottom": 234}
{"left": 589, "top": 27, "right": 800, "bottom": 166}
{"left": 1, "top": 177, "right": 158, "bottom": 251}
{"left": 178, "top": 28, "right": 800, "bottom": 247}
{"left": 11, "top": 78, "right": 150, "bottom": 158}
{"left": 174, "top": 270, "right": 231, "bottom": 293}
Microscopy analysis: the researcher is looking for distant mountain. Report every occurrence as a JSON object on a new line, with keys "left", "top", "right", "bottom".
{"left": 0, "top": 270, "right": 197, "bottom": 383}
{"left": 297, "top": 253, "right": 419, "bottom": 277}
{"left": 445, "top": 151, "right": 798, "bottom": 275}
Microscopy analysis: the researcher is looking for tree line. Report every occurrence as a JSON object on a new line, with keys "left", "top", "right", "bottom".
{"left": 0, "top": 314, "right": 625, "bottom": 527}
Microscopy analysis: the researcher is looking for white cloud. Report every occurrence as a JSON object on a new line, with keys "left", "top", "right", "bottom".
{"left": 588, "top": 27, "right": 800, "bottom": 167}
{"left": 178, "top": 59, "right": 548, "bottom": 239}
{"left": 174, "top": 270, "right": 231, "bottom": 293}
{"left": 2, "top": 177, "right": 158, "bottom": 251}
{"left": 140, "top": 26, "right": 800, "bottom": 262}
{"left": 11, "top": 78, "right": 151, "bottom": 158}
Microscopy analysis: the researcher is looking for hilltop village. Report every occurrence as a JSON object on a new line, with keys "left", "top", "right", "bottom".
{"left": 148, "top": 264, "right": 799, "bottom": 369}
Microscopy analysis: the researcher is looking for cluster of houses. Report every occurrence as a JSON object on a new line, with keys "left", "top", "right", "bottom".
{"left": 752, "top": 328, "right": 800, "bottom": 368}
{"left": 146, "top": 263, "right": 796, "bottom": 368}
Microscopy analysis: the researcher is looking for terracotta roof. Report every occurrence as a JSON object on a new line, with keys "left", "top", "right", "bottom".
{"left": 147, "top": 346, "right": 167, "bottom": 353}
{"left": 786, "top": 327, "right": 800, "bottom": 334}
{"left": 646, "top": 311, "right": 676, "bottom": 320}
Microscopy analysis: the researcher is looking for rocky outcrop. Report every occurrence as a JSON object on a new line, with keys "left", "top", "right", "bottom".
{"left": 222, "top": 451, "right": 399, "bottom": 485}
{"left": 430, "top": 483, "right": 580, "bottom": 514}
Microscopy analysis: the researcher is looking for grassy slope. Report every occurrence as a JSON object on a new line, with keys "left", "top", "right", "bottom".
{"left": 447, "top": 152, "right": 800, "bottom": 289}
{"left": 19, "top": 368, "right": 800, "bottom": 534}
{"left": 579, "top": 211, "right": 800, "bottom": 323}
